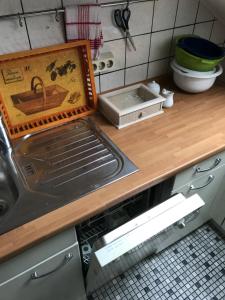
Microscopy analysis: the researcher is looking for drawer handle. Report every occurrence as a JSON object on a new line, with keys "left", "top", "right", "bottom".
{"left": 189, "top": 175, "right": 214, "bottom": 192}
{"left": 194, "top": 158, "right": 221, "bottom": 174}
{"left": 31, "top": 253, "right": 73, "bottom": 280}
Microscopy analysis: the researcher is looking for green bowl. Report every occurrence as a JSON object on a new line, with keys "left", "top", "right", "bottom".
{"left": 175, "top": 46, "right": 223, "bottom": 72}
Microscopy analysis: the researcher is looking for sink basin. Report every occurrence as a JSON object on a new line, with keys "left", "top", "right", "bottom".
{"left": 0, "top": 118, "right": 138, "bottom": 235}
{"left": 0, "top": 156, "right": 18, "bottom": 218}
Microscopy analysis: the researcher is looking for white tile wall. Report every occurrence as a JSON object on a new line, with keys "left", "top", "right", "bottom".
{"left": 196, "top": 0, "right": 214, "bottom": 22}
{"left": 194, "top": 21, "right": 214, "bottom": 40}
{"left": 0, "top": 0, "right": 23, "bottom": 15}
{"left": 100, "top": 69, "right": 124, "bottom": 92}
{"left": 26, "top": 15, "right": 65, "bottom": 48}
{"left": 175, "top": 0, "right": 199, "bottom": 27}
{"left": 152, "top": 0, "right": 178, "bottom": 32}
{"left": 126, "top": 34, "right": 150, "bottom": 67}
{"left": 0, "top": 0, "right": 223, "bottom": 93}
{"left": 150, "top": 29, "right": 173, "bottom": 61}
{"left": 125, "top": 64, "right": 148, "bottom": 85}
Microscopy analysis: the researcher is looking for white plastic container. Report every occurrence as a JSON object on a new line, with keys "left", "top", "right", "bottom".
{"left": 170, "top": 60, "right": 223, "bottom": 93}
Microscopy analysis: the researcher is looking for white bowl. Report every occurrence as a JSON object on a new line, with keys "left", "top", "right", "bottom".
{"left": 170, "top": 61, "right": 223, "bottom": 93}
{"left": 172, "top": 60, "right": 216, "bottom": 75}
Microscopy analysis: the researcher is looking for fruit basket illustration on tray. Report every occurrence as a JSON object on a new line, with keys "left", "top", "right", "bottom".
{"left": 11, "top": 76, "right": 69, "bottom": 115}
{"left": 0, "top": 41, "right": 97, "bottom": 139}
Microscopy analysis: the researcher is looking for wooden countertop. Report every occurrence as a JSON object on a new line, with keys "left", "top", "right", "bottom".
{"left": 1, "top": 77, "right": 225, "bottom": 261}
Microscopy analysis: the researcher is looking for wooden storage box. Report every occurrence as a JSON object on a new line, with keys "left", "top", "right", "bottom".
{"left": 99, "top": 83, "right": 164, "bottom": 129}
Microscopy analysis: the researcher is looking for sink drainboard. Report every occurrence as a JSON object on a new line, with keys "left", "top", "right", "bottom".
{"left": 12, "top": 118, "right": 138, "bottom": 200}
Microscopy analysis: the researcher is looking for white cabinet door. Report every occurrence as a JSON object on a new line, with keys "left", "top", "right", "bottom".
{"left": 173, "top": 165, "right": 225, "bottom": 228}
{"left": 0, "top": 243, "right": 86, "bottom": 300}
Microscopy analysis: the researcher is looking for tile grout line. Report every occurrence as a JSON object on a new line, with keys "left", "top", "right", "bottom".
{"left": 146, "top": 0, "right": 156, "bottom": 79}
{"left": 192, "top": 0, "right": 201, "bottom": 34}
{"left": 168, "top": 0, "right": 180, "bottom": 66}
{"left": 20, "top": 0, "right": 32, "bottom": 50}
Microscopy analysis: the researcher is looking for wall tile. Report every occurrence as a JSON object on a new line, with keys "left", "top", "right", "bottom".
{"left": 63, "top": 0, "right": 96, "bottom": 5}
{"left": 129, "top": 2, "right": 153, "bottom": 36}
{"left": 150, "top": 29, "right": 173, "bottom": 61}
{"left": 100, "top": 70, "right": 124, "bottom": 92}
{"left": 101, "top": 5, "right": 123, "bottom": 42}
{"left": 0, "top": 20, "right": 30, "bottom": 54}
{"left": 0, "top": 0, "right": 22, "bottom": 15}
{"left": 152, "top": 0, "right": 178, "bottom": 32}
{"left": 95, "top": 75, "right": 100, "bottom": 93}
{"left": 176, "top": 0, "right": 199, "bottom": 27}
{"left": 101, "top": 39, "right": 125, "bottom": 72}
{"left": 194, "top": 22, "right": 213, "bottom": 40}
{"left": 210, "top": 20, "right": 225, "bottom": 45}
{"left": 196, "top": 0, "right": 214, "bottom": 22}
{"left": 126, "top": 34, "right": 150, "bottom": 68}
{"left": 22, "top": 0, "right": 62, "bottom": 12}
{"left": 171, "top": 25, "right": 194, "bottom": 55}
{"left": 147, "top": 58, "right": 170, "bottom": 79}
{"left": 125, "top": 64, "right": 148, "bottom": 85}
{"left": 26, "top": 15, "right": 65, "bottom": 48}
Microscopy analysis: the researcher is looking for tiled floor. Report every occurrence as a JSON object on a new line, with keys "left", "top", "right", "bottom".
{"left": 89, "top": 224, "right": 225, "bottom": 300}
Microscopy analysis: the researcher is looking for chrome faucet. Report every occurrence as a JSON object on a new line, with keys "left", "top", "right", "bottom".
{"left": 0, "top": 113, "right": 11, "bottom": 152}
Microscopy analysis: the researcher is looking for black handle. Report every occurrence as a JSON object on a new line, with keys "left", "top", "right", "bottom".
{"left": 114, "top": 9, "right": 126, "bottom": 32}
{"left": 122, "top": 7, "right": 131, "bottom": 30}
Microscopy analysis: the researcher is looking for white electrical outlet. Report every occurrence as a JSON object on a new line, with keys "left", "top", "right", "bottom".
{"left": 92, "top": 52, "right": 115, "bottom": 74}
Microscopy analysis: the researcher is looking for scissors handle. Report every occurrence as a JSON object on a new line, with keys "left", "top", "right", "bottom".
{"left": 122, "top": 7, "right": 131, "bottom": 30}
{"left": 114, "top": 9, "right": 126, "bottom": 32}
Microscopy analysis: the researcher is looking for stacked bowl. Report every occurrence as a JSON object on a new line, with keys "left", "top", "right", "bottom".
{"left": 171, "top": 35, "right": 225, "bottom": 93}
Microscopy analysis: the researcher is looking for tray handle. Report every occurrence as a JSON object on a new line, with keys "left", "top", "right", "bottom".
{"left": 31, "top": 76, "right": 47, "bottom": 109}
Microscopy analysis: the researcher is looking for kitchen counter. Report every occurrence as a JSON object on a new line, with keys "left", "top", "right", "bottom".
{"left": 1, "top": 76, "right": 225, "bottom": 261}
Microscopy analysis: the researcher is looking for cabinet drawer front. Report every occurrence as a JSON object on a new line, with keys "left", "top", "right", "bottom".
{"left": 0, "top": 243, "right": 86, "bottom": 300}
{"left": 173, "top": 166, "right": 225, "bottom": 223}
{"left": 0, "top": 227, "right": 77, "bottom": 284}
{"left": 119, "top": 103, "right": 162, "bottom": 128}
{"left": 173, "top": 150, "right": 225, "bottom": 191}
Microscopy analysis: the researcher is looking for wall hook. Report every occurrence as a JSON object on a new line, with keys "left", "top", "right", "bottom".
{"left": 55, "top": 9, "right": 60, "bottom": 22}
{"left": 18, "top": 13, "right": 23, "bottom": 27}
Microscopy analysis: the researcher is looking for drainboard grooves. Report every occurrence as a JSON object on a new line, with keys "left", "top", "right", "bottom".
{"left": 51, "top": 143, "right": 104, "bottom": 166}
{"left": 23, "top": 125, "right": 89, "bottom": 155}
{"left": 50, "top": 139, "right": 102, "bottom": 161}
{"left": 50, "top": 147, "right": 108, "bottom": 170}
{"left": 54, "top": 159, "right": 118, "bottom": 188}
{"left": 43, "top": 152, "right": 115, "bottom": 183}
{"left": 29, "top": 132, "right": 97, "bottom": 159}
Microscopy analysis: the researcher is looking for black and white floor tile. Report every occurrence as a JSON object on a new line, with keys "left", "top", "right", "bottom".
{"left": 89, "top": 224, "right": 225, "bottom": 300}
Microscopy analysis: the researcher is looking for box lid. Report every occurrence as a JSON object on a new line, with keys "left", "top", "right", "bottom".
{"left": 0, "top": 41, "right": 97, "bottom": 139}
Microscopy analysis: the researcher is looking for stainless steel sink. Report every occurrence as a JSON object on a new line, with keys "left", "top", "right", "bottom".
{"left": 0, "top": 156, "right": 18, "bottom": 218}
{"left": 0, "top": 116, "right": 138, "bottom": 235}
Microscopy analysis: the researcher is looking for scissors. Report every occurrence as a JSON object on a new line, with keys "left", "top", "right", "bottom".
{"left": 114, "top": 7, "right": 136, "bottom": 51}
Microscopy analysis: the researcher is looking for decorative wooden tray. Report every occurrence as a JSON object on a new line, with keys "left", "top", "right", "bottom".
{"left": 0, "top": 41, "right": 97, "bottom": 139}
